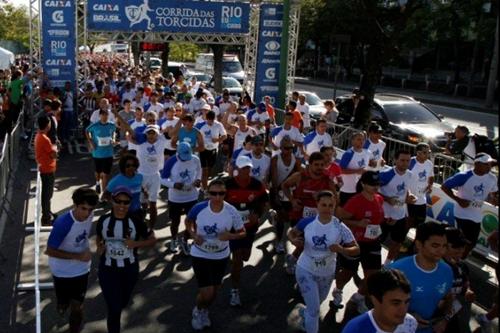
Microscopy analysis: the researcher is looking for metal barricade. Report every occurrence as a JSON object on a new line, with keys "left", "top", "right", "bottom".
{"left": 433, "top": 153, "right": 472, "bottom": 184}
{"left": 380, "top": 136, "right": 417, "bottom": 165}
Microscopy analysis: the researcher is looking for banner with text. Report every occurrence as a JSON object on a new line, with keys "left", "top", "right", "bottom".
{"left": 42, "top": 0, "right": 76, "bottom": 89}
{"left": 254, "top": 4, "right": 283, "bottom": 105}
{"left": 87, "top": 0, "right": 250, "bottom": 34}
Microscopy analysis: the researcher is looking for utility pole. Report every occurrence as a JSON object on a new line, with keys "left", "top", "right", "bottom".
{"left": 485, "top": 14, "right": 498, "bottom": 109}
{"left": 277, "top": 0, "right": 291, "bottom": 109}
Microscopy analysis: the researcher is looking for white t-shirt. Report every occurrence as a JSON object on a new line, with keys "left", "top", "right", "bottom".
{"left": 128, "top": 119, "right": 146, "bottom": 151}
{"left": 303, "top": 130, "right": 333, "bottom": 156}
{"left": 364, "top": 139, "right": 387, "bottom": 171}
{"left": 90, "top": 109, "right": 116, "bottom": 124}
{"left": 379, "top": 168, "right": 414, "bottom": 220}
{"left": 247, "top": 110, "right": 270, "bottom": 134}
{"left": 121, "top": 90, "right": 136, "bottom": 105}
{"left": 409, "top": 157, "right": 434, "bottom": 205}
{"left": 251, "top": 153, "right": 271, "bottom": 183}
{"left": 160, "top": 117, "right": 180, "bottom": 151}
{"left": 234, "top": 127, "right": 258, "bottom": 152}
{"left": 195, "top": 120, "right": 227, "bottom": 150}
{"left": 218, "top": 101, "right": 232, "bottom": 115}
{"left": 137, "top": 136, "right": 168, "bottom": 176}
{"left": 297, "top": 102, "right": 311, "bottom": 128}
{"left": 339, "top": 148, "right": 373, "bottom": 193}
{"left": 146, "top": 102, "right": 164, "bottom": 115}
{"left": 296, "top": 216, "right": 355, "bottom": 277}
{"left": 188, "top": 201, "right": 245, "bottom": 260}
{"left": 161, "top": 155, "right": 202, "bottom": 203}
{"left": 47, "top": 211, "right": 93, "bottom": 278}
{"left": 270, "top": 125, "right": 304, "bottom": 153}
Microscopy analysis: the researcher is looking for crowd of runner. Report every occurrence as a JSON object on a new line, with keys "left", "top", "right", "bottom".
{"left": 33, "top": 57, "right": 499, "bottom": 333}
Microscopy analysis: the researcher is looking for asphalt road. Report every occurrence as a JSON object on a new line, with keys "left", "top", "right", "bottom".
{"left": 294, "top": 82, "right": 499, "bottom": 139}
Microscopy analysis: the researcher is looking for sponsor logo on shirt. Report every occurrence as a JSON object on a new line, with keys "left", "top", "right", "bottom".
{"left": 312, "top": 234, "right": 328, "bottom": 250}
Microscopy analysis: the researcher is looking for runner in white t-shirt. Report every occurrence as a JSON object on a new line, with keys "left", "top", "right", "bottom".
{"left": 408, "top": 143, "right": 434, "bottom": 230}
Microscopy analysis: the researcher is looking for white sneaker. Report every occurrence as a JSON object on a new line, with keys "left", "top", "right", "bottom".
{"left": 169, "top": 239, "right": 178, "bottom": 252}
{"left": 330, "top": 288, "right": 344, "bottom": 309}
{"left": 230, "top": 289, "right": 241, "bottom": 307}
{"left": 200, "top": 308, "right": 211, "bottom": 328}
{"left": 475, "top": 313, "right": 492, "bottom": 333}
{"left": 285, "top": 254, "right": 297, "bottom": 275}
{"left": 275, "top": 241, "right": 285, "bottom": 254}
{"left": 179, "top": 238, "right": 191, "bottom": 256}
{"left": 191, "top": 307, "right": 204, "bottom": 330}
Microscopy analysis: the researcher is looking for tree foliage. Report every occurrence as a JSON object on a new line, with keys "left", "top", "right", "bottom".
{"left": 0, "top": 4, "right": 30, "bottom": 48}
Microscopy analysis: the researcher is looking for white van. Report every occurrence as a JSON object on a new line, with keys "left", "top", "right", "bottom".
{"left": 195, "top": 53, "right": 245, "bottom": 83}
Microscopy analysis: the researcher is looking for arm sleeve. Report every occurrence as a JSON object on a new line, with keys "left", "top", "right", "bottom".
{"left": 339, "top": 150, "right": 354, "bottom": 169}
{"left": 296, "top": 217, "right": 315, "bottom": 232}
{"left": 47, "top": 216, "right": 73, "bottom": 249}
{"left": 443, "top": 172, "right": 471, "bottom": 189}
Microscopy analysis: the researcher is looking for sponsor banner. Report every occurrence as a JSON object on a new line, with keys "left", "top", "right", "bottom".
{"left": 254, "top": 4, "right": 283, "bottom": 105}
{"left": 87, "top": 0, "right": 250, "bottom": 34}
{"left": 42, "top": 0, "right": 76, "bottom": 89}
{"left": 426, "top": 185, "right": 498, "bottom": 258}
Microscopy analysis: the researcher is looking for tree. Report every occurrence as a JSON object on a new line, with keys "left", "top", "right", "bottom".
{"left": 0, "top": 4, "right": 30, "bottom": 48}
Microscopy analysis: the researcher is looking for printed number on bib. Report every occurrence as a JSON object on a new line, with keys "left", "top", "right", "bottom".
{"left": 364, "top": 225, "right": 382, "bottom": 240}
{"left": 106, "top": 240, "right": 129, "bottom": 260}
{"left": 147, "top": 156, "right": 158, "bottom": 164}
{"left": 309, "top": 254, "right": 334, "bottom": 274}
{"left": 471, "top": 200, "right": 483, "bottom": 209}
{"left": 303, "top": 206, "right": 318, "bottom": 218}
{"left": 98, "top": 137, "right": 112, "bottom": 146}
{"left": 201, "top": 239, "right": 224, "bottom": 253}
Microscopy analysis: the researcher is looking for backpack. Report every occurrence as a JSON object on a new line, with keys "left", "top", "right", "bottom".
{"left": 472, "top": 134, "right": 498, "bottom": 159}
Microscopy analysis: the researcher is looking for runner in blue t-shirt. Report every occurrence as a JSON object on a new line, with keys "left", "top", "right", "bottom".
{"left": 389, "top": 222, "right": 454, "bottom": 333}
{"left": 342, "top": 269, "right": 417, "bottom": 333}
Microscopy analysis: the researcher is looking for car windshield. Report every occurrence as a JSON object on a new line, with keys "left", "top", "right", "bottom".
{"left": 383, "top": 103, "right": 440, "bottom": 124}
{"left": 195, "top": 74, "right": 211, "bottom": 82}
{"left": 223, "top": 78, "right": 241, "bottom": 88}
{"left": 149, "top": 59, "right": 161, "bottom": 67}
{"left": 223, "top": 61, "right": 243, "bottom": 73}
{"left": 305, "top": 93, "right": 322, "bottom": 106}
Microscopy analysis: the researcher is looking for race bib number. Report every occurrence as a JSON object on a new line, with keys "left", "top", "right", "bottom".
{"left": 364, "top": 225, "right": 382, "bottom": 240}
{"left": 471, "top": 200, "right": 483, "bottom": 209}
{"left": 308, "top": 254, "right": 334, "bottom": 274}
{"left": 303, "top": 206, "right": 318, "bottom": 218}
{"left": 200, "top": 239, "right": 225, "bottom": 253}
{"left": 98, "top": 136, "right": 112, "bottom": 146}
{"left": 105, "top": 239, "right": 129, "bottom": 260}
{"left": 147, "top": 156, "right": 158, "bottom": 164}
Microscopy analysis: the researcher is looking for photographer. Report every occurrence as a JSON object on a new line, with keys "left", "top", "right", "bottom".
{"left": 444, "top": 126, "right": 475, "bottom": 168}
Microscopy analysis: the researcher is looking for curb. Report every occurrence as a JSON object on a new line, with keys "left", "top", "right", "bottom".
{"left": 294, "top": 78, "right": 498, "bottom": 115}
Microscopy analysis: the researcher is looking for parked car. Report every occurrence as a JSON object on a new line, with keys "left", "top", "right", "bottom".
{"left": 186, "top": 71, "right": 212, "bottom": 84}
{"left": 146, "top": 57, "right": 162, "bottom": 70}
{"left": 335, "top": 93, "right": 454, "bottom": 150}
{"left": 209, "top": 76, "right": 243, "bottom": 98}
{"left": 195, "top": 53, "right": 245, "bottom": 83}
{"left": 294, "top": 90, "right": 327, "bottom": 117}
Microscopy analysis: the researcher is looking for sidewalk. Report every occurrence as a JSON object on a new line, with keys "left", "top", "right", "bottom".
{"left": 294, "top": 77, "right": 499, "bottom": 114}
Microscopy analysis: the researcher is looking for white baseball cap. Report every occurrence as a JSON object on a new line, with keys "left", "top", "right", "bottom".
{"left": 235, "top": 155, "right": 253, "bottom": 169}
{"left": 474, "top": 153, "right": 496, "bottom": 164}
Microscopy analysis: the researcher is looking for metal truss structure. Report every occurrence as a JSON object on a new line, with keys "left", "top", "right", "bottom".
{"left": 29, "top": 0, "right": 41, "bottom": 114}
{"left": 30, "top": 0, "right": 301, "bottom": 100}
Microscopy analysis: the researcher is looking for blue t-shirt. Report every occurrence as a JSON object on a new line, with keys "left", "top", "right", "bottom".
{"left": 390, "top": 255, "right": 453, "bottom": 333}
{"left": 342, "top": 310, "right": 417, "bottom": 333}
{"left": 106, "top": 173, "right": 143, "bottom": 212}
{"left": 86, "top": 122, "right": 116, "bottom": 158}
{"left": 178, "top": 127, "right": 200, "bottom": 150}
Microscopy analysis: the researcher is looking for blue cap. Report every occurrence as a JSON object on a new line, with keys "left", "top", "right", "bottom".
{"left": 111, "top": 186, "right": 132, "bottom": 198}
{"left": 177, "top": 142, "right": 192, "bottom": 161}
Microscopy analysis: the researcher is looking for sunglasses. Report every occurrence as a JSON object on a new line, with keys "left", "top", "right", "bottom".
{"left": 113, "top": 199, "right": 131, "bottom": 205}
{"left": 209, "top": 191, "right": 226, "bottom": 197}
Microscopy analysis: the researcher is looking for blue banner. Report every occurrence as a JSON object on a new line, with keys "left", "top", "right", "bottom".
{"left": 87, "top": 0, "right": 250, "bottom": 34}
{"left": 254, "top": 4, "right": 283, "bottom": 105}
{"left": 42, "top": 0, "right": 76, "bottom": 89}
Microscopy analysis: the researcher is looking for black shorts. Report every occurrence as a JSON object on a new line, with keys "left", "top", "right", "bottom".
{"left": 456, "top": 218, "right": 481, "bottom": 246}
{"left": 168, "top": 200, "right": 198, "bottom": 222}
{"left": 53, "top": 272, "right": 89, "bottom": 305}
{"left": 407, "top": 204, "right": 427, "bottom": 227}
{"left": 338, "top": 242, "right": 382, "bottom": 272}
{"left": 164, "top": 148, "right": 176, "bottom": 157}
{"left": 339, "top": 191, "right": 356, "bottom": 207}
{"left": 381, "top": 217, "right": 408, "bottom": 243}
{"left": 127, "top": 149, "right": 137, "bottom": 156}
{"left": 93, "top": 157, "right": 113, "bottom": 174}
{"left": 200, "top": 149, "right": 217, "bottom": 168}
{"left": 192, "top": 256, "right": 228, "bottom": 288}
{"left": 230, "top": 228, "right": 257, "bottom": 251}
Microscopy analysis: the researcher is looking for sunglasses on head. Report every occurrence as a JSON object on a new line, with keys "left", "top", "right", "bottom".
{"left": 209, "top": 191, "right": 226, "bottom": 197}
{"left": 113, "top": 198, "right": 131, "bottom": 205}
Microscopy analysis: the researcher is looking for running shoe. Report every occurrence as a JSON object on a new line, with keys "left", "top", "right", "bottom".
{"left": 475, "top": 313, "right": 493, "bottom": 333}
{"left": 169, "top": 239, "right": 178, "bottom": 253}
{"left": 275, "top": 241, "right": 285, "bottom": 254}
{"left": 200, "top": 308, "right": 211, "bottom": 328}
{"left": 179, "top": 238, "right": 191, "bottom": 256}
{"left": 329, "top": 288, "right": 344, "bottom": 309}
{"left": 285, "top": 254, "right": 297, "bottom": 275}
{"left": 191, "top": 307, "right": 204, "bottom": 331}
{"left": 230, "top": 289, "right": 241, "bottom": 307}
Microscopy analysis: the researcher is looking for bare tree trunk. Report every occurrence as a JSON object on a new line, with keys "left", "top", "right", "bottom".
{"left": 211, "top": 44, "right": 224, "bottom": 93}
{"left": 485, "top": 15, "right": 499, "bottom": 108}
{"left": 161, "top": 43, "right": 170, "bottom": 78}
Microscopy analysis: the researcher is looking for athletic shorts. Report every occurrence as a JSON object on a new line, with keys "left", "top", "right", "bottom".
{"left": 339, "top": 191, "right": 356, "bottom": 207}
{"left": 456, "top": 218, "right": 481, "bottom": 246}
{"left": 141, "top": 173, "right": 161, "bottom": 202}
{"left": 53, "top": 272, "right": 89, "bottom": 305}
{"left": 127, "top": 149, "right": 137, "bottom": 156}
{"left": 407, "top": 204, "right": 427, "bottom": 227}
{"left": 381, "top": 217, "right": 408, "bottom": 243}
{"left": 192, "top": 256, "right": 228, "bottom": 288}
{"left": 200, "top": 149, "right": 217, "bottom": 168}
{"left": 164, "top": 148, "right": 176, "bottom": 157}
{"left": 230, "top": 228, "right": 257, "bottom": 251}
{"left": 338, "top": 242, "right": 382, "bottom": 272}
{"left": 93, "top": 157, "right": 113, "bottom": 174}
{"left": 168, "top": 200, "right": 198, "bottom": 222}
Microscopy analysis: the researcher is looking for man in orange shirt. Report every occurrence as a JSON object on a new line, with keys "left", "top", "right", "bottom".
{"left": 287, "top": 100, "right": 303, "bottom": 133}
{"left": 35, "top": 115, "right": 58, "bottom": 226}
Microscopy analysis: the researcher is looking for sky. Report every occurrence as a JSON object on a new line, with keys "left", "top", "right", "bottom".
{"left": 7, "top": 0, "right": 30, "bottom": 8}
